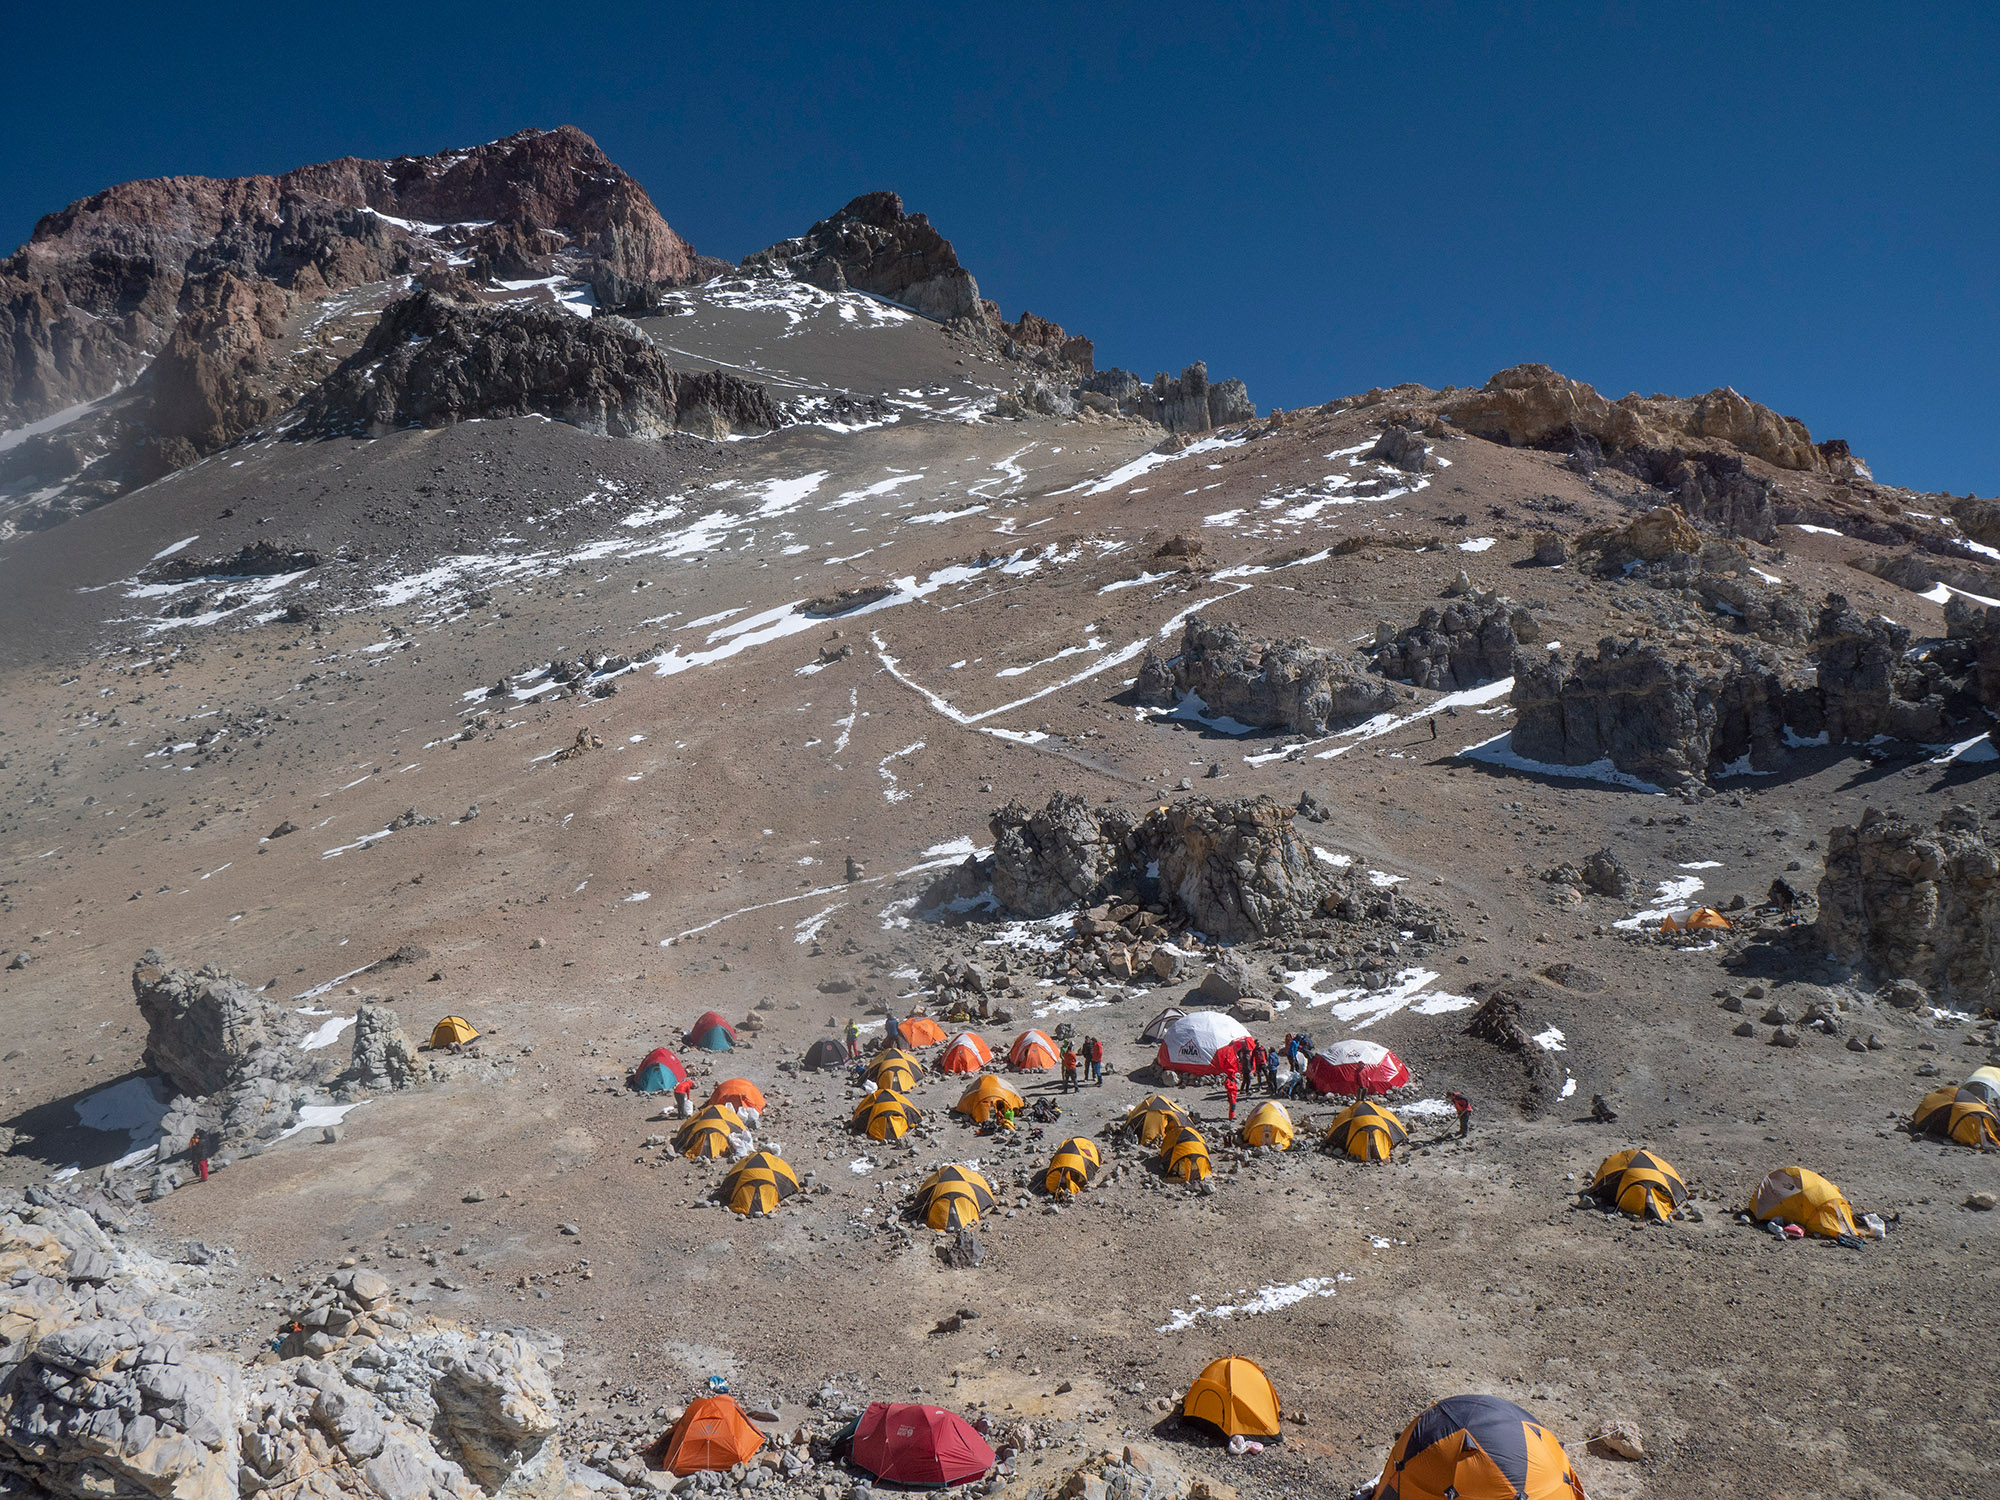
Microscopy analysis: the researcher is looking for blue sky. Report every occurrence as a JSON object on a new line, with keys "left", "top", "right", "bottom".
{"left": 5, "top": 2, "right": 1994, "bottom": 491}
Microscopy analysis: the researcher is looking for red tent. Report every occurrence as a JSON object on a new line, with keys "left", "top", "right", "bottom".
{"left": 1306, "top": 1039, "right": 1411, "bottom": 1097}
{"left": 634, "top": 1046, "right": 692, "bottom": 1093}
{"left": 851, "top": 1403, "right": 995, "bottom": 1487}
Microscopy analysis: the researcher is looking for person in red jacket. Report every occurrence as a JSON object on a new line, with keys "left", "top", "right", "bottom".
{"left": 1083, "top": 1035, "right": 1104, "bottom": 1086}
{"left": 1060, "top": 1043, "right": 1079, "bottom": 1093}
{"left": 1223, "top": 1067, "right": 1240, "bottom": 1120}
{"left": 1448, "top": 1090, "right": 1472, "bottom": 1138}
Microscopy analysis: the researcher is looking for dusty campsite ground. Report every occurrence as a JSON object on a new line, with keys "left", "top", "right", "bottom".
{"left": 2, "top": 290, "right": 1996, "bottom": 1500}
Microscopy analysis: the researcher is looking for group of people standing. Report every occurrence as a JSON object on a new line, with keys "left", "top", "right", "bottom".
{"left": 1060, "top": 1036, "right": 1104, "bottom": 1092}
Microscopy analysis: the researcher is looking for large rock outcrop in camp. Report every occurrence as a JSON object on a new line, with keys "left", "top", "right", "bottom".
{"left": 1372, "top": 599, "right": 1527, "bottom": 691}
{"left": 743, "top": 191, "right": 984, "bottom": 323}
{"left": 1507, "top": 592, "right": 1994, "bottom": 788}
{"left": 1818, "top": 805, "right": 2000, "bottom": 1007}
{"left": 985, "top": 794, "right": 1375, "bottom": 939}
{"left": 348, "top": 1003, "right": 429, "bottom": 1091}
{"left": 1136, "top": 617, "right": 1398, "bottom": 734}
{"left": 0, "top": 1192, "right": 567, "bottom": 1500}
{"left": 298, "top": 291, "right": 783, "bottom": 439}
{"left": 133, "top": 952, "right": 312, "bottom": 1100}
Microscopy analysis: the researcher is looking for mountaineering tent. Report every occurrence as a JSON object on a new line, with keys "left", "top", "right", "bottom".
{"left": 684, "top": 1011, "right": 737, "bottom": 1051}
{"left": 1182, "top": 1356, "right": 1281, "bottom": 1438}
{"left": 1164, "top": 1130, "right": 1212, "bottom": 1182}
{"left": 429, "top": 1016, "right": 479, "bottom": 1049}
{"left": 853, "top": 1090, "right": 921, "bottom": 1142}
{"left": 1964, "top": 1064, "right": 2000, "bottom": 1107}
{"left": 1042, "top": 1137, "right": 1103, "bottom": 1195}
{"left": 1660, "top": 907, "right": 1732, "bottom": 934}
{"left": 914, "top": 1165, "right": 996, "bottom": 1229}
{"left": 706, "top": 1078, "right": 766, "bottom": 1113}
{"left": 1587, "top": 1149, "right": 1688, "bottom": 1219}
{"left": 1155, "top": 1011, "right": 1252, "bottom": 1078}
{"left": 1911, "top": 1086, "right": 2000, "bottom": 1148}
{"left": 1239, "top": 1100, "right": 1294, "bottom": 1150}
{"left": 632, "top": 1047, "right": 692, "bottom": 1094}
{"left": 1745, "top": 1166, "right": 1858, "bottom": 1238}
{"left": 676, "top": 1104, "right": 746, "bottom": 1159}
{"left": 1371, "top": 1394, "right": 1587, "bottom": 1500}
{"left": 658, "top": 1395, "right": 765, "bottom": 1475}
{"left": 1008, "top": 1029, "right": 1061, "bottom": 1070}
{"left": 954, "top": 1076, "right": 1025, "bottom": 1123}
{"left": 719, "top": 1152, "right": 800, "bottom": 1215}
{"left": 939, "top": 1032, "right": 993, "bottom": 1075}
{"left": 900, "top": 1015, "right": 948, "bottom": 1047}
{"left": 1307, "top": 1039, "right": 1412, "bottom": 1098}
{"left": 1139, "top": 1006, "right": 1187, "bottom": 1045}
{"left": 850, "top": 1403, "right": 996, "bottom": 1487}
{"left": 865, "top": 1050, "right": 921, "bottom": 1092}
{"left": 1125, "top": 1095, "right": 1186, "bottom": 1146}
{"left": 803, "top": 1037, "right": 849, "bottom": 1071}
{"left": 1324, "top": 1100, "right": 1409, "bottom": 1161}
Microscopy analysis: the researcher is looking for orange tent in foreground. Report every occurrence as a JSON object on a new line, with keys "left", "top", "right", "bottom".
{"left": 707, "top": 1078, "right": 766, "bottom": 1112}
{"left": 939, "top": 1033, "right": 993, "bottom": 1074}
{"left": 1008, "top": 1029, "right": 1060, "bottom": 1070}
{"left": 659, "top": 1396, "right": 765, "bottom": 1475}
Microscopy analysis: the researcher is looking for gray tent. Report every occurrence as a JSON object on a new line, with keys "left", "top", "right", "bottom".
{"left": 1139, "top": 1006, "right": 1187, "bottom": 1045}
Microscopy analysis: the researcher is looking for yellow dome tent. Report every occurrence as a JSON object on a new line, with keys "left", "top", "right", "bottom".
{"left": 865, "top": 1049, "right": 922, "bottom": 1092}
{"left": 1746, "top": 1166, "right": 1858, "bottom": 1238}
{"left": 1042, "top": 1137, "right": 1102, "bottom": 1196}
{"left": 914, "top": 1164, "right": 996, "bottom": 1229}
{"left": 719, "top": 1152, "right": 800, "bottom": 1216}
{"left": 1371, "top": 1394, "right": 1587, "bottom": 1500}
{"left": 1182, "top": 1356, "right": 1280, "bottom": 1438}
{"left": 1911, "top": 1086, "right": 2000, "bottom": 1149}
{"left": 1239, "top": 1100, "right": 1294, "bottom": 1150}
{"left": 428, "top": 1015, "right": 479, "bottom": 1048}
{"left": 1125, "top": 1095, "right": 1186, "bottom": 1146}
{"left": 1163, "top": 1130, "right": 1212, "bottom": 1182}
{"left": 676, "top": 1103, "right": 747, "bottom": 1160}
{"left": 853, "top": 1089, "right": 922, "bottom": 1142}
{"left": 1587, "top": 1149, "right": 1688, "bottom": 1219}
{"left": 953, "top": 1076, "right": 1025, "bottom": 1124}
{"left": 1324, "top": 1100, "right": 1409, "bottom": 1162}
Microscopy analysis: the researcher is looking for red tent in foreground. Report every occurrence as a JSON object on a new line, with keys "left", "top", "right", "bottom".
{"left": 851, "top": 1403, "right": 995, "bottom": 1487}
{"left": 1306, "top": 1039, "right": 1412, "bottom": 1097}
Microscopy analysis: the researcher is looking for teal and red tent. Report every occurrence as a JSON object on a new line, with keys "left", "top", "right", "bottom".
{"left": 632, "top": 1047, "right": 691, "bottom": 1093}
{"left": 686, "top": 1011, "right": 737, "bottom": 1052}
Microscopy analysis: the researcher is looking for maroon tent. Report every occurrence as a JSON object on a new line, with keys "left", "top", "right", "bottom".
{"left": 851, "top": 1403, "right": 995, "bottom": 1487}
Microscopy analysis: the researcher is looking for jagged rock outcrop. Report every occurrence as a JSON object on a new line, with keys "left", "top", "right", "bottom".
{"left": 1819, "top": 805, "right": 2000, "bottom": 1007}
{"left": 1372, "top": 599, "right": 1526, "bottom": 691}
{"left": 1080, "top": 363, "right": 1254, "bottom": 433}
{"left": 133, "top": 952, "right": 311, "bottom": 1100}
{"left": 994, "top": 310, "right": 1093, "bottom": 374}
{"left": 0, "top": 1194, "right": 566, "bottom": 1500}
{"left": 989, "top": 795, "right": 1138, "bottom": 919}
{"left": 1137, "top": 616, "right": 1399, "bottom": 734}
{"left": 743, "top": 191, "right": 983, "bottom": 323}
{"left": 1145, "top": 797, "right": 1339, "bottom": 941}
{"left": 348, "top": 1004, "right": 428, "bottom": 1091}
{"left": 1368, "top": 423, "right": 1435, "bottom": 473}
{"left": 297, "top": 291, "right": 782, "bottom": 439}
{"left": 1442, "top": 363, "right": 1860, "bottom": 478}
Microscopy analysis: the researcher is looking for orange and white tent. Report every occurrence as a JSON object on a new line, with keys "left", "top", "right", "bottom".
{"left": 939, "top": 1032, "right": 993, "bottom": 1074}
{"left": 1008, "top": 1029, "right": 1060, "bottom": 1071}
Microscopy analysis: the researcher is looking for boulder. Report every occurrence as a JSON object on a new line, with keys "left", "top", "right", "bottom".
{"left": 349, "top": 1004, "right": 428, "bottom": 1091}
{"left": 1367, "top": 423, "right": 1435, "bottom": 473}
{"left": 989, "top": 794, "right": 1134, "bottom": 919}
{"left": 1194, "top": 953, "right": 1262, "bottom": 1004}
{"left": 1146, "top": 797, "right": 1337, "bottom": 942}
{"left": 1372, "top": 600, "right": 1519, "bottom": 691}
{"left": 132, "top": 953, "right": 309, "bottom": 1099}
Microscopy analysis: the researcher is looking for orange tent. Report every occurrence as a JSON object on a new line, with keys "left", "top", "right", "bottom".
{"left": 707, "top": 1078, "right": 766, "bottom": 1112}
{"left": 658, "top": 1395, "right": 765, "bottom": 1475}
{"left": 1008, "top": 1029, "right": 1060, "bottom": 1071}
{"left": 899, "top": 1015, "right": 947, "bottom": 1047}
{"left": 939, "top": 1033, "right": 993, "bottom": 1075}
{"left": 1661, "top": 907, "right": 1732, "bottom": 933}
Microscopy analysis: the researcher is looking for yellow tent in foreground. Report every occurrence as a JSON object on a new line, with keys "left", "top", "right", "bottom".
{"left": 1324, "top": 1100, "right": 1408, "bottom": 1162}
{"left": 953, "top": 1076, "right": 1024, "bottom": 1124}
{"left": 1182, "top": 1356, "right": 1280, "bottom": 1437}
{"left": 1746, "top": 1166, "right": 1857, "bottom": 1238}
{"left": 1911, "top": 1086, "right": 2000, "bottom": 1149}
{"left": 1588, "top": 1149, "right": 1688, "bottom": 1220}
{"left": 1164, "top": 1131, "right": 1211, "bottom": 1183}
{"left": 1043, "top": 1138, "right": 1102, "bottom": 1196}
{"left": 1239, "top": 1100, "right": 1294, "bottom": 1150}
{"left": 428, "top": 1015, "right": 478, "bottom": 1048}
{"left": 1126, "top": 1095, "right": 1185, "bottom": 1146}
{"left": 720, "top": 1152, "right": 800, "bottom": 1216}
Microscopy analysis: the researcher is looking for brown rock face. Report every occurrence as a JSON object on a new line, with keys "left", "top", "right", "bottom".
{"left": 0, "top": 125, "right": 703, "bottom": 427}
{"left": 1443, "top": 362, "right": 1848, "bottom": 476}
{"left": 1819, "top": 805, "right": 2000, "bottom": 1007}
{"left": 1137, "top": 616, "right": 1398, "bottom": 734}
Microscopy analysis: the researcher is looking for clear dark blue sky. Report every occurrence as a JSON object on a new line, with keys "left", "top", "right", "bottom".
{"left": 5, "top": 2, "right": 1995, "bottom": 492}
